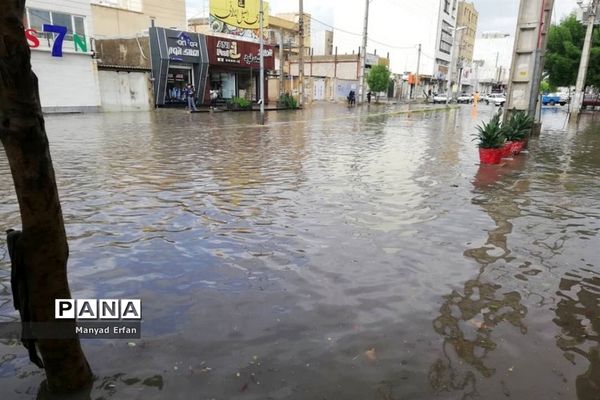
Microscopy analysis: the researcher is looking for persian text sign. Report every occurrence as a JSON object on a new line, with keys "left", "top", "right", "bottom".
{"left": 209, "top": 0, "right": 269, "bottom": 29}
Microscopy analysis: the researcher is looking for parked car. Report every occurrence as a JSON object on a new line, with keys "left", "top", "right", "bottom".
{"left": 541, "top": 93, "right": 566, "bottom": 106}
{"left": 457, "top": 93, "right": 473, "bottom": 103}
{"left": 432, "top": 93, "right": 448, "bottom": 104}
{"left": 582, "top": 94, "right": 600, "bottom": 109}
{"left": 484, "top": 93, "right": 506, "bottom": 107}
{"left": 558, "top": 92, "right": 570, "bottom": 105}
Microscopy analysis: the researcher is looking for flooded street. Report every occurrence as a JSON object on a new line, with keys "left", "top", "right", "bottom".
{"left": 1, "top": 104, "right": 599, "bottom": 399}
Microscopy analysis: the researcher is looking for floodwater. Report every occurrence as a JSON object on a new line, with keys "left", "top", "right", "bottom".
{"left": 0, "top": 104, "right": 599, "bottom": 400}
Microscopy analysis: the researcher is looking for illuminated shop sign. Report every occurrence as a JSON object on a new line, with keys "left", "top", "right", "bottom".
{"left": 25, "top": 24, "right": 88, "bottom": 57}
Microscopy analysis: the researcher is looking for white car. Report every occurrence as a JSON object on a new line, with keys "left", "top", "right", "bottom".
{"left": 484, "top": 93, "right": 506, "bottom": 107}
{"left": 432, "top": 93, "right": 448, "bottom": 104}
{"left": 457, "top": 93, "right": 473, "bottom": 103}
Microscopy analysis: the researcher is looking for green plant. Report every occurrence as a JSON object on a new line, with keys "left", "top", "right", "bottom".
{"left": 228, "top": 96, "right": 251, "bottom": 109}
{"left": 366, "top": 64, "right": 391, "bottom": 100}
{"left": 279, "top": 93, "right": 298, "bottom": 109}
{"left": 504, "top": 111, "right": 534, "bottom": 141}
{"left": 473, "top": 112, "right": 506, "bottom": 148}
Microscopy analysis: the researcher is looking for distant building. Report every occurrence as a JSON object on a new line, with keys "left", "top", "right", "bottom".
{"left": 348, "top": 0, "right": 458, "bottom": 92}
{"left": 473, "top": 32, "right": 513, "bottom": 93}
{"left": 91, "top": 0, "right": 187, "bottom": 38}
{"left": 313, "top": 30, "right": 334, "bottom": 56}
{"left": 276, "top": 13, "right": 311, "bottom": 56}
{"left": 24, "top": 0, "right": 101, "bottom": 112}
{"left": 457, "top": 1, "right": 478, "bottom": 63}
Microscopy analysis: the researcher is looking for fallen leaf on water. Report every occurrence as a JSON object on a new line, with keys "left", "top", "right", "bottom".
{"left": 365, "top": 348, "right": 377, "bottom": 362}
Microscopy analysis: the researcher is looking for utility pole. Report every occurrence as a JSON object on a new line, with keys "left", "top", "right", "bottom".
{"left": 412, "top": 43, "right": 421, "bottom": 100}
{"left": 298, "top": 0, "right": 304, "bottom": 107}
{"left": 279, "top": 28, "right": 284, "bottom": 96}
{"left": 360, "top": 0, "right": 370, "bottom": 104}
{"left": 259, "top": 0, "right": 265, "bottom": 125}
{"left": 446, "top": 25, "right": 465, "bottom": 104}
{"left": 505, "top": 0, "right": 554, "bottom": 128}
{"left": 571, "top": 0, "right": 598, "bottom": 119}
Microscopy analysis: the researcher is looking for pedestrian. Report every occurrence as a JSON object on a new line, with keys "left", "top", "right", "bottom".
{"left": 186, "top": 83, "right": 197, "bottom": 112}
{"left": 367, "top": 91, "right": 372, "bottom": 104}
{"left": 347, "top": 90, "right": 356, "bottom": 106}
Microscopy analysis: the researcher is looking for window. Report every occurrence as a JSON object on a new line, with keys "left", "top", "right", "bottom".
{"left": 28, "top": 8, "right": 52, "bottom": 40}
{"left": 26, "top": 8, "right": 87, "bottom": 49}
{"left": 444, "top": 0, "right": 450, "bottom": 13}
{"left": 74, "top": 16, "right": 85, "bottom": 36}
{"left": 51, "top": 12, "right": 74, "bottom": 40}
{"left": 439, "top": 39, "right": 451, "bottom": 54}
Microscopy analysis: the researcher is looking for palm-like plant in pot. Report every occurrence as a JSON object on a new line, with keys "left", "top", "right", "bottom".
{"left": 504, "top": 111, "right": 534, "bottom": 154}
{"left": 474, "top": 112, "right": 506, "bottom": 164}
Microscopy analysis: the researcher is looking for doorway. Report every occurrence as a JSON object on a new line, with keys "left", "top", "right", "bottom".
{"left": 166, "top": 65, "right": 192, "bottom": 104}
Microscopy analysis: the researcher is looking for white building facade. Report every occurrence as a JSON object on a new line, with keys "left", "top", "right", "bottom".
{"left": 472, "top": 32, "right": 513, "bottom": 94}
{"left": 24, "top": 0, "right": 101, "bottom": 112}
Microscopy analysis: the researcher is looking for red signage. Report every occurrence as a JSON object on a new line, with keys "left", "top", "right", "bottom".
{"left": 206, "top": 36, "right": 274, "bottom": 69}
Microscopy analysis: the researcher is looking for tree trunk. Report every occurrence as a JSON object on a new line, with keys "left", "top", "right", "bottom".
{"left": 0, "top": 0, "right": 93, "bottom": 393}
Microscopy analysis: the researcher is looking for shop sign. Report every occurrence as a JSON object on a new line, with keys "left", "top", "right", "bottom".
{"left": 167, "top": 32, "right": 201, "bottom": 61}
{"left": 25, "top": 25, "right": 88, "bottom": 57}
{"left": 209, "top": 37, "right": 273, "bottom": 68}
{"left": 216, "top": 40, "right": 241, "bottom": 63}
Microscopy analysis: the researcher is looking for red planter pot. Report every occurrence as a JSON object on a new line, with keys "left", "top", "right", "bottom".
{"left": 479, "top": 147, "right": 503, "bottom": 165}
{"left": 511, "top": 140, "right": 525, "bottom": 155}
{"left": 502, "top": 141, "right": 513, "bottom": 158}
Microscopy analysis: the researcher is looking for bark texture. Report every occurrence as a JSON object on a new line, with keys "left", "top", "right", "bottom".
{"left": 0, "top": 0, "right": 93, "bottom": 392}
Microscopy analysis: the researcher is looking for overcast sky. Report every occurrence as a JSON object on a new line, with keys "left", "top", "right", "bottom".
{"left": 187, "top": 0, "right": 581, "bottom": 32}
{"left": 186, "top": 0, "right": 582, "bottom": 71}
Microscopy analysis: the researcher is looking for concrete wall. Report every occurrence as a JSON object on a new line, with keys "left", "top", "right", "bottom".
{"left": 92, "top": 0, "right": 186, "bottom": 39}
{"left": 98, "top": 70, "right": 154, "bottom": 111}
{"left": 96, "top": 37, "right": 151, "bottom": 69}
{"left": 289, "top": 55, "right": 360, "bottom": 81}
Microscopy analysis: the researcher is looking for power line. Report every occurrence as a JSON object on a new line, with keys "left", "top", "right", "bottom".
{"left": 309, "top": 15, "right": 416, "bottom": 50}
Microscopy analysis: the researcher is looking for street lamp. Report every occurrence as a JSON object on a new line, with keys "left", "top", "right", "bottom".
{"left": 446, "top": 25, "right": 467, "bottom": 104}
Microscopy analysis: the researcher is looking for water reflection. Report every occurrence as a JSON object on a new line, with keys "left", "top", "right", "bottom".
{"left": 429, "top": 158, "right": 530, "bottom": 397}
{"left": 554, "top": 257, "right": 600, "bottom": 399}
{"left": 1, "top": 106, "right": 599, "bottom": 399}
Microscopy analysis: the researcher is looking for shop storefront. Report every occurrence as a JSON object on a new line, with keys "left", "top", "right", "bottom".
{"left": 149, "top": 27, "right": 209, "bottom": 107}
{"left": 206, "top": 36, "right": 274, "bottom": 104}
{"left": 149, "top": 27, "right": 273, "bottom": 106}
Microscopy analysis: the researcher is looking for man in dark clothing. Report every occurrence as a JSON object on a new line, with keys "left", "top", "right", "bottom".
{"left": 367, "top": 91, "right": 372, "bottom": 104}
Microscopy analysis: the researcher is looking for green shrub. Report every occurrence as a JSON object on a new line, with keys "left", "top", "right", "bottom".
{"left": 473, "top": 111, "right": 506, "bottom": 148}
{"left": 228, "top": 96, "right": 252, "bottom": 109}
{"left": 504, "top": 111, "right": 534, "bottom": 141}
{"left": 279, "top": 93, "right": 298, "bottom": 109}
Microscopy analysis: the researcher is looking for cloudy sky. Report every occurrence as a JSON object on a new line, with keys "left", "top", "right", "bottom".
{"left": 186, "top": 0, "right": 582, "bottom": 71}
{"left": 187, "top": 0, "right": 580, "bottom": 31}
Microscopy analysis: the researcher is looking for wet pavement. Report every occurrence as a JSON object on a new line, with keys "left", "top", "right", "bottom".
{"left": 0, "top": 103, "right": 599, "bottom": 399}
